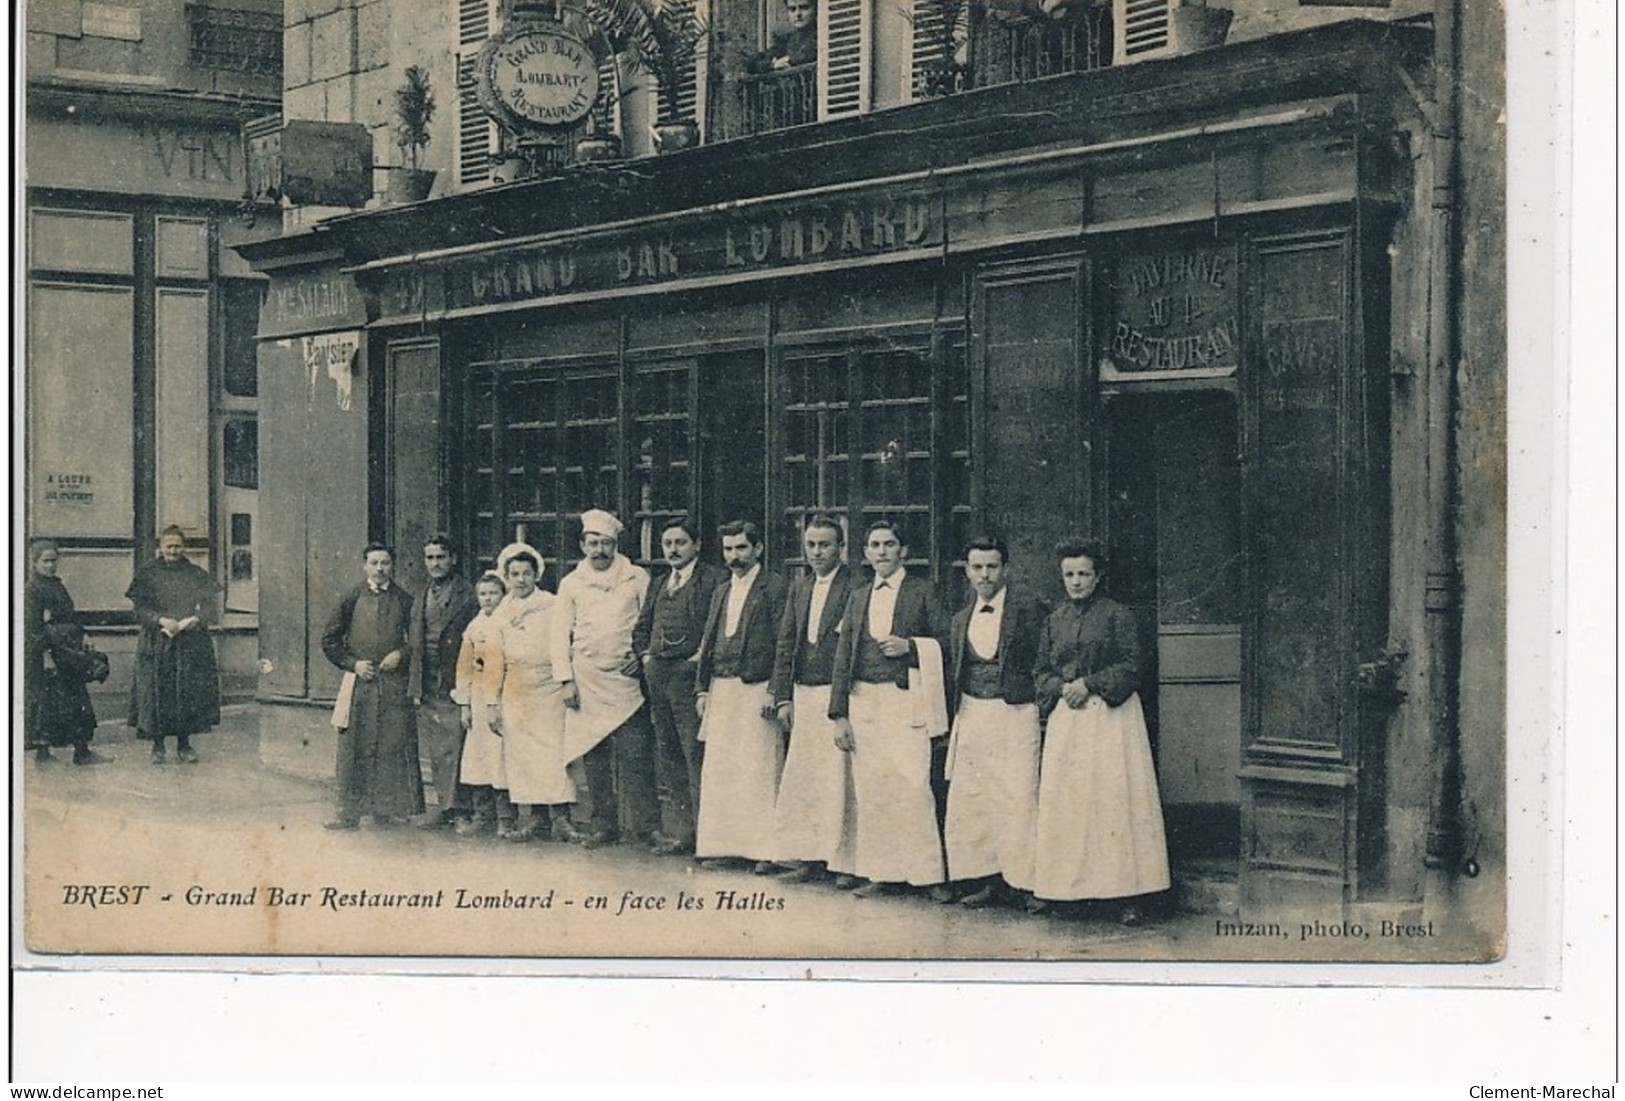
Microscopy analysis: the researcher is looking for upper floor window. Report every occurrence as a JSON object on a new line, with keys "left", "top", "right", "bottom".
{"left": 186, "top": 3, "right": 282, "bottom": 80}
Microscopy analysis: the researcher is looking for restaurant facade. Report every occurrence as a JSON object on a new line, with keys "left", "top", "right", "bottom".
{"left": 240, "top": 5, "right": 1505, "bottom": 940}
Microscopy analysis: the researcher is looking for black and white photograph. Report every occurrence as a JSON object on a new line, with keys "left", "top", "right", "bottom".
{"left": 16, "top": 0, "right": 1528, "bottom": 980}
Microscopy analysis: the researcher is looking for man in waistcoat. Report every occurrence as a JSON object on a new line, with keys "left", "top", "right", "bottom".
{"left": 828, "top": 519, "right": 952, "bottom": 901}
{"left": 768, "top": 516, "right": 861, "bottom": 885}
{"left": 553, "top": 509, "right": 657, "bottom": 847}
{"left": 322, "top": 542, "right": 422, "bottom": 829}
{"left": 943, "top": 535, "right": 1046, "bottom": 907}
{"left": 409, "top": 535, "right": 481, "bottom": 829}
{"left": 634, "top": 517, "right": 726, "bottom": 855}
{"left": 692, "top": 520, "right": 789, "bottom": 870}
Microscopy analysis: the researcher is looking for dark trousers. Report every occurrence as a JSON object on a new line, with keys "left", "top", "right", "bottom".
{"left": 417, "top": 697, "right": 471, "bottom": 815}
{"left": 470, "top": 785, "right": 514, "bottom": 824}
{"left": 645, "top": 657, "right": 705, "bottom": 844}
{"left": 578, "top": 705, "right": 660, "bottom": 841}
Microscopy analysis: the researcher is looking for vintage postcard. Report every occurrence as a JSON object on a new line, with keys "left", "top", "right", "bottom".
{"left": 17, "top": 0, "right": 1529, "bottom": 975}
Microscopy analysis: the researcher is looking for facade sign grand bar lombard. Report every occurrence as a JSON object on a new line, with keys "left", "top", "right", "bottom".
{"left": 366, "top": 190, "right": 942, "bottom": 322}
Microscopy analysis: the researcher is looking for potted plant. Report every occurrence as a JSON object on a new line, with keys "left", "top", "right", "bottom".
{"left": 1168, "top": 0, "right": 1232, "bottom": 54}
{"left": 562, "top": 0, "right": 706, "bottom": 154}
{"left": 389, "top": 65, "right": 438, "bottom": 202}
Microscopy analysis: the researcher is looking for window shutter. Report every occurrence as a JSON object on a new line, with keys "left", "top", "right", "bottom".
{"left": 655, "top": 0, "right": 704, "bottom": 127}
{"left": 818, "top": 0, "right": 871, "bottom": 120}
{"left": 907, "top": 0, "right": 968, "bottom": 101}
{"left": 456, "top": 0, "right": 501, "bottom": 186}
{"left": 1114, "top": 0, "right": 1171, "bottom": 62}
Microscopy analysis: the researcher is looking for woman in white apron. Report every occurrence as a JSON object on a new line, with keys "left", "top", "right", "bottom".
{"left": 1031, "top": 538, "right": 1170, "bottom": 925}
{"left": 486, "top": 543, "right": 576, "bottom": 842}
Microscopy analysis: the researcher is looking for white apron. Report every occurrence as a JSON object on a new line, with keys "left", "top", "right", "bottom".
{"left": 452, "top": 612, "right": 506, "bottom": 789}
{"left": 772, "top": 683, "right": 858, "bottom": 873}
{"left": 847, "top": 681, "right": 945, "bottom": 886}
{"left": 554, "top": 557, "right": 649, "bottom": 761}
{"left": 694, "top": 677, "right": 785, "bottom": 861}
{"left": 1032, "top": 692, "right": 1170, "bottom": 901}
{"left": 943, "top": 696, "right": 1041, "bottom": 890}
{"left": 494, "top": 590, "right": 575, "bottom": 806}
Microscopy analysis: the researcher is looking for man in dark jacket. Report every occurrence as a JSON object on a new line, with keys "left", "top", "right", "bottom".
{"left": 829, "top": 519, "right": 951, "bottom": 900}
{"left": 634, "top": 517, "right": 726, "bottom": 855}
{"left": 768, "top": 516, "right": 861, "bottom": 884}
{"left": 409, "top": 535, "right": 480, "bottom": 829}
{"left": 322, "top": 543, "right": 421, "bottom": 829}
{"left": 692, "top": 521, "right": 788, "bottom": 870}
{"left": 943, "top": 535, "right": 1046, "bottom": 908}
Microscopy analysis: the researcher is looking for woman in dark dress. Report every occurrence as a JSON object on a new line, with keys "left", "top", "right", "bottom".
{"left": 126, "top": 525, "right": 222, "bottom": 764}
{"left": 1030, "top": 538, "right": 1169, "bottom": 924}
{"left": 25, "top": 539, "right": 109, "bottom": 765}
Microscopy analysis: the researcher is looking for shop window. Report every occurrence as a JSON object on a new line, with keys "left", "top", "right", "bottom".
{"left": 222, "top": 416, "right": 258, "bottom": 614}
{"left": 632, "top": 361, "right": 695, "bottom": 562}
{"left": 466, "top": 362, "right": 622, "bottom": 578}
{"left": 223, "top": 417, "right": 258, "bottom": 489}
{"left": 222, "top": 280, "right": 262, "bottom": 398}
{"left": 779, "top": 337, "right": 969, "bottom": 572}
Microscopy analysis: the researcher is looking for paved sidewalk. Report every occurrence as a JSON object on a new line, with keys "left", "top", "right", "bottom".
{"left": 20, "top": 702, "right": 1429, "bottom": 967}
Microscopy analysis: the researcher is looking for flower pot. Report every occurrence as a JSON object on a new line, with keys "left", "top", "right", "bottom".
{"left": 574, "top": 134, "right": 624, "bottom": 163}
{"left": 652, "top": 120, "right": 699, "bottom": 154}
{"left": 387, "top": 167, "right": 438, "bottom": 203}
{"left": 1168, "top": 5, "right": 1233, "bottom": 53}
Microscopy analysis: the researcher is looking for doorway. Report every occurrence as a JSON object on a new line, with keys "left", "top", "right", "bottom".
{"left": 1105, "top": 390, "right": 1243, "bottom": 861}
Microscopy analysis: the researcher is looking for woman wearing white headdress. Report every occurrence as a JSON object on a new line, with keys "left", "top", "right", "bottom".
{"left": 486, "top": 542, "right": 576, "bottom": 842}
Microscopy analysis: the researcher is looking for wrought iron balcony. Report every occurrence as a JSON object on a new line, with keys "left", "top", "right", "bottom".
{"left": 915, "top": 4, "right": 1112, "bottom": 99}
{"left": 709, "top": 64, "right": 817, "bottom": 141}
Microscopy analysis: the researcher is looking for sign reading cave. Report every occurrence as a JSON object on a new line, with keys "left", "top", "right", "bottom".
{"left": 477, "top": 25, "right": 601, "bottom": 129}
{"left": 373, "top": 193, "right": 941, "bottom": 321}
{"left": 1109, "top": 245, "right": 1241, "bottom": 373}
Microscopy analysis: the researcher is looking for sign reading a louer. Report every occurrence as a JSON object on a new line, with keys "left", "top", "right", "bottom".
{"left": 476, "top": 25, "right": 601, "bottom": 129}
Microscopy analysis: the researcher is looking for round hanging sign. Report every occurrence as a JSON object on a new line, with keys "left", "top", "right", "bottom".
{"left": 476, "top": 24, "right": 601, "bottom": 129}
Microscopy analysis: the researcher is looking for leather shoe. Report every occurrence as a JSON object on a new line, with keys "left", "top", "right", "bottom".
{"left": 1117, "top": 905, "right": 1144, "bottom": 927}
{"left": 176, "top": 746, "right": 200, "bottom": 764}
{"left": 324, "top": 817, "right": 360, "bottom": 830}
{"left": 412, "top": 811, "right": 452, "bottom": 830}
{"left": 851, "top": 880, "right": 894, "bottom": 900}
{"left": 752, "top": 861, "right": 779, "bottom": 876}
{"left": 832, "top": 875, "right": 861, "bottom": 891}
{"left": 575, "top": 828, "right": 617, "bottom": 850}
{"left": 777, "top": 864, "right": 816, "bottom": 884}
{"left": 927, "top": 884, "right": 956, "bottom": 905}
{"left": 550, "top": 818, "right": 585, "bottom": 844}
{"left": 958, "top": 884, "right": 998, "bottom": 909}
{"left": 1024, "top": 896, "right": 1050, "bottom": 915}
{"left": 650, "top": 835, "right": 693, "bottom": 856}
{"left": 698, "top": 857, "right": 736, "bottom": 872}
{"left": 34, "top": 749, "right": 58, "bottom": 765}
{"left": 72, "top": 749, "right": 112, "bottom": 766}
{"left": 506, "top": 818, "right": 544, "bottom": 842}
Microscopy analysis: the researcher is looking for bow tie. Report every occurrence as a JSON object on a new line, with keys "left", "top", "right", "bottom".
{"left": 978, "top": 605, "right": 995, "bottom": 614}
{"left": 874, "top": 580, "right": 891, "bottom": 590}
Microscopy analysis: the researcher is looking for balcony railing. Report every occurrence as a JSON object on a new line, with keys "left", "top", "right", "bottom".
{"left": 972, "top": 7, "right": 1110, "bottom": 88}
{"left": 709, "top": 65, "right": 817, "bottom": 141}
{"left": 916, "top": 4, "right": 1111, "bottom": 99}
